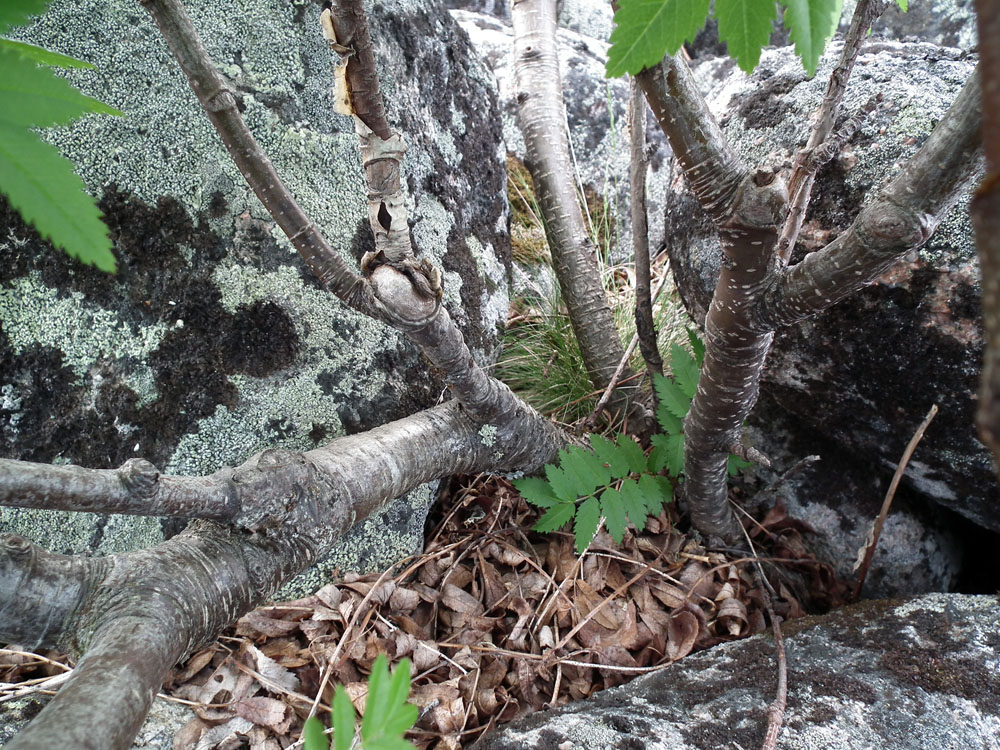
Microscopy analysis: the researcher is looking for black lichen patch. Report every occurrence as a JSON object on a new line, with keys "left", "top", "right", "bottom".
{"left": 728, "top": 72, "right": 807, "bottom": 130}
{"left": 0, "top": 188, "right": 300, "bottom": 470}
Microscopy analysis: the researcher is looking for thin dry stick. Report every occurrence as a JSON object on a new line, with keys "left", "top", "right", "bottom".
{"left": 778, "top": 0, "right": 891, "bottom": 264}
{"left": 737, "top": 526, "right": 787, "bottom": 750}
{"left": 629, "top": 76, "right": 663, "bottom": 380}
{"left": 585, "top": 272, "right": 671, "bottom": 427}
{"left": 852, "top": 404, "right": 939, "bottom": 600}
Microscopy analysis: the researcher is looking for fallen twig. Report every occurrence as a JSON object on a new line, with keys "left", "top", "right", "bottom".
{"left": 852, "top": 404, "right": 939, "bottom": 600}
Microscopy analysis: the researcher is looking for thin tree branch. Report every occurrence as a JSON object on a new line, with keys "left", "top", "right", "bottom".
{"left": 0, "top": 458, "right": 235, "bottom": 520}
{"left": 138, "top": 0, "right": 378, "bottom": 316}
{"left": 972, "top": 0, "right": 1000, "bottom": 471}
{"left": 778, "top": 0, "right": 891, "bottom": 264}
{"left": 852, "top": 404, "right": 938, "bottom": 601}
{"left": 636, "top": 52, "right": 747, "bottom": 225}
{"left": 511, "top": 0, "right": 644, "bottom": 425}
{"left": 322, "top": 0, "right": 423, "bottom": 271}
{"left": 760, "top": 69, "right": 982, "bottom": 328}
{"left": 630, "top": 77, "right": 662, "bottom": 381}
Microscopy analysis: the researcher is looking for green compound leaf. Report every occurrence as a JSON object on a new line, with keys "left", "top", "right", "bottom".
{"left": 728, "top": 453, "right": 752, "bottom": 476}
{"left": 637, "top": 472, "right": 671, "bottom": 515}
{"left": 654, "top": 372, "right": 691, "bottom": 421}
{"left": 534, "top": 501, "right": 576, "bottom": 533}
{"left": 670, "top": 343, "right": 700, "bottom": 399}
{"left": 780, "top": 0, "right": 843, "bottom": 76}
{"left": 600, "top": 485, "right": 628, "bottom": 544}
{"left": 574, "top": 495, "right": 601, "bottom": 554}
{"left": 617, "top": 480, "right": 648, "bottom": 531}
{"left": 0, "top": 45, "right": 119, "bottom": 272}
{"left": 650, "top": 432, "right": 685, "bottom": 477}
{"left": 560, "top": 445, "right": 611, "bottom": 493}
{"left": 896, "top": 0, "right": 907, "bottom": 9}
{"left": 544, "top": 463, "right": 580, "bottom": 502}
{"left": 361, "top": 655, "right": 417, "bottom": 750}
{"left": 0, "top": 46, "right": 120, "bottom": 128}
{"left": 606, "top": 0, "right": 710, "bottom": 78}
{"left": 590, "top": 434, "right": 631, "bottom": 479}
{"left": 714, "top": 0, "right": 778, "bottom": 74}
{"left": 332, "top": 686, "right": 354, "bottom": 750}
{"left": 303, "top": 716, "right": 330, "bottom": 750}
{"left": 512, "top": 477, "right": 560, "bottom": 508}
{"left": 656, "top": 404, "right": 683, "bottom": 437}
{"left": 687, "top": 329, "right": 706, "bottom": 366}
{"left": 0, "top": 38, "right": 95, "bottom": 68}
{"left": 0, "top": 0, "right": 50, "bottom": 33}
{"left": 0, "top": 123, "right": 116, "bottom": 271}
{"left": 615, "top": 434, "right": 647, "bottom": 475}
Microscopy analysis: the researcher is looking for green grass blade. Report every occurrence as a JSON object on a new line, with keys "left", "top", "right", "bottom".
{"left": 0, "top": 123, "right": 116, "bottom": 271}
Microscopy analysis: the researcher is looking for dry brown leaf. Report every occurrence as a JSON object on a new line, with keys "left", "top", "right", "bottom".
{"left": 665, "top": 610, "right": 699, "bottom": 661}
{"left": 246, "top": 644, "right": 299, "bottom": 694}
{"left": 234, "top": 696, "right": 292, "bottom": 733}
{"left": 717, "top": 597, "right": 748, "bottom": 637}
{"left": 389, "top": 586, "right": 421, "bottom": 613}
{"left": 678, "top": 561, "right": 715, "bottom": 601}
{"left": 314, "top": 584, "right": 342, "bottom": 609}
{"left": 236, "top": 612, "right": 302, "bottom": 639}
{"left": 441, "top": 584, "right": 484, "bottom": 617}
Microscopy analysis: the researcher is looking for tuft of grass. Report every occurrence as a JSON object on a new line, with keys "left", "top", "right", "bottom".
{"left": 507, "top": 155, "right": 550, "bottom": 266}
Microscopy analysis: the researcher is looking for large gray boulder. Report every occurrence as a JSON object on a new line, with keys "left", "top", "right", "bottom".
{"left": 480, "top": 593, "right": 1000, "bottom": 749}
{"left": 664, "top": 43, "right": 996, "bottom": 533}
{"left": 0, "top": 0, "right": 510, "bottom": 590}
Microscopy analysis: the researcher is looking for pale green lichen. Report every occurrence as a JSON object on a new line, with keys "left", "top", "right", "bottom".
{"left": 478, "top": 423, "right": 498, "bottom": 447}
{"left": 0, "top": 273, "right": 165, "bottom": 388}
{"left": 276, "top": 483, "right": 436, "bottom": 600}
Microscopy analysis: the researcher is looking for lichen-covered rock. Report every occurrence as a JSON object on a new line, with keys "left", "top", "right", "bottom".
{"left": 663, "top": 44, "right": 997, "bottom": 532}
{"left": 745, "top": 408, "right": 964, "bottom": 598}
{"left": 479, "top": 593, "right": 1000, "bottom": 749}
{"left": 453, "top": 9, "right": 672, "bottom": 265}
{"left": 0, "top": 0, "right": 509, "bottom": 586}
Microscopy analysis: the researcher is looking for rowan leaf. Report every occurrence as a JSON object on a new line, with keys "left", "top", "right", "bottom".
{"left": 650, "top": 432, "right": 685, "bottom": 478}
{"left": 545, "top": 463, "right": 580, "bottom": 502}
{"left": 896, "top": 0, "right": 907, "bottom": 9}
{"left": 687, "top": 329, "right": 706, "bottom": 366}
{"left": 617, "top": 480, "right": 648, "bottom": 531}
{"left": 303, "top": 716, "right": 330, "bottom": 750}
{"left": 0, "top": 39, "right": 95, "bottom": 68}
{"left": 0, "top": 123, "right": 116, "bottom": 271}
{"left": 714, "top": 0, "right": 778, "bottom": 73}
{"left": 780, "top": 0, "right": 843, "bottom": 76}
{"left": 574, "top": 496, "right": 601, "bottom": 554}
{"left": 0, "top": 0, "right": 50, "bottom": 33}
{"left": 360, "top": 655, "right": 417, "bottom": 749}
{"left": 559, "top": 445, "right": 611, "bottom": 494}
{"left": 534, "top": 501, "right": 576, "bottom": 533}
{"left": 590, "top": 434, "right": 631, "bottom": 478}
{"left": 728, "top": 453, "right": 752, "bottom": 476}
{"left": 332, "top": 686, "right": 354, "bottom": 750}
{"left": 654, "top": 372, "right": 691, "bottom": 421}
{"left": 639, "top": 473, "right": 672, "bottom": 515}
{"left": 606, "top": 0, "right": 710, "bottom": 78}
{"left": 512, "top": 477, "right": 559, "bottom": 508}
{"left": 616, "top": 434, "right": 647, "bottom": 474}
{"left": 670, "top": 343, "right": 700, "bottom": 399}
{"left": 600, "top": 485, "right": 629, "bottom": 543}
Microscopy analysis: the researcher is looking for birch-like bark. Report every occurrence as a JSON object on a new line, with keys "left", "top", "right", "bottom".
{"left": 511, "top": 0, "right": 644, "bottom": 425}
{"left": 778, "top": 0, "right": 891, "bottom": 264}
{"left": 138, "top": 0, "right": 377, "bottom": 315}
{"left": 973, "top": 0, "right": 1000, "bottom": 469}
{"left": 1, "top": 399, "right": 567, "bottom": 750}
{"left": 640, "top": 50, "right": 981, "bottom": 539}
